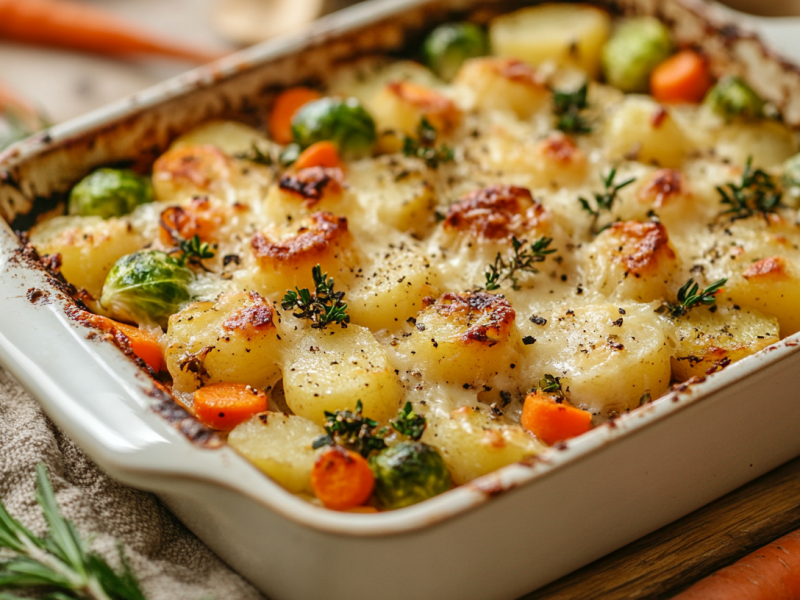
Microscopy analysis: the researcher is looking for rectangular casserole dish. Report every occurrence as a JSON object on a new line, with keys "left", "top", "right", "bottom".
{"left": 4, "top": 1, "right": 800, "bottom": 598}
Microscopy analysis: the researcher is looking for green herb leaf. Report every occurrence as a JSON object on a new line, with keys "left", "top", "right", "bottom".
{"left": 578, "top": 169, "right": 636, "bottom": 234}
{"left": 390, "top": 402, "right": 426, "bottom": 441}
{"left": 553, "top": 82, "right": 592, "bottom": 134}
{"left": 536, "top": 374, "right": 565, "bottom": 402}
{"left": 281, "top": 264, "right": 350, "bottom": 329}
{"left": 482, "top": 236, "right": 556, "bottom": 291}
{"left": 661, "top": 278, "right": 727, "bottom": 318}
{"left": 717, "top": 157, "right": 783, "bottom": 222}
{"left": 314, "top": 400, "right": 387, "bottom": 457}
{"left": 233, "top": 142, "right": 273, "bottom": 166}
{"left": 402, "top": 118, "right": 455, "bottom": 170}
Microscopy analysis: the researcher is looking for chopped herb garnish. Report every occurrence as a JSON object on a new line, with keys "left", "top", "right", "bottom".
{"left": 717, "top": 157, "right": 783, "bottom": 222}
{"left": 402, "top": 118, "right": 455, "bottom": 170}
{"left": 234, "top": 142, "right": 273, "bottom": 166}
{"left": 483, "top": 236, "right": 556, "bottom": 291}
{"left": 578, "top": 168, "right": 636, "bottom": 234}
{"left": 537, "top": 374, "right": 565, "bottom": 402}
{"left": 553, "top": 82, "right": 591, "bottom": 134}
{"left": 313, "top": 400, "right": 387, "bottom": 457}
{"left": 661, "top": 278, "right": 727, "bottom": 318}
{"left": 0, "top": 464, "right": 146, "bottom": 600}
{"left": 281, "top": 264, "right": 350, "bottom": 329}
{"left": 390, "top": 401, "right": 426, "bottom": 441}
{"left": 168, "top": 233, "right": 216, "bottom": 270}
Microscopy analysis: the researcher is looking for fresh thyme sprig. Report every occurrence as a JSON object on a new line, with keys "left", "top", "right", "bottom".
{"left": 578, "top": 169, "right": 636, "bottom": 234}
{"left": 717, "top": 157, "right": 783, "bottom": 222}
{"left": 390, "top": 402, "right": 426, "bottom": 441}
{"left": 661, "top": 278, "right": 727, "bottom": 318}
{"left": 281, "top": 264, "right": 350, "bottom": 329}
{"left": 553, "top": 82, "right": 591, "bottom": 134}
{"left": 536, "top": 374, "right": 565, "bottom": 402}
{"left": 483, "top": 236, "right": 556, "bottom": 291}
{"left": 312, "top": 400, "right": 387, "bottom": 457}
{"left": 402, "top": 118, "right": 454, "bottom": 170}
{"left": 233, "top": 142, "right": 273, "bottom": 166}
{"left": 0, "top": 464, "right": 146, "bottom": 600}
{"left": 178, "top": 235, "right": 215, "bottom": 264}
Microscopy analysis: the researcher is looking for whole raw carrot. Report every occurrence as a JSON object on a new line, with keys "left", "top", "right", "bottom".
{"left": 673, "top": 528, "right": 800, "bottom": 599}
{"left": 0, "top": 0, "right": 223, "bottom": 63}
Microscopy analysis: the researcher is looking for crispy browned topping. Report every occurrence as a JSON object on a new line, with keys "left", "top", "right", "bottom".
{"left": 153, "top": 145, "right": 232, "bottom": 189}
{"left": 488, "top": 58, "right": 545, "bottom": 87}
{"left": 279, "top": 167, "right": 344, "bottom": 206}
{"left": 639, "top": 169, "right": 684, "bottom": 208}
{"left": 251, "top": 211, "right": 350, "bottom": 263}
{"left": 744, "top": 255, "right": 790, "bottom": 280}
{"left": 444, "top": 185, "right": 546, "bottom": 241}
{"left": 222, "top": 292, "right": 276, "bottom": 337}
{"left": 159, "top": 197, "right": 228, "bottom": 245}
{"left": 424, "top": 291, "right": 516, "bottom": 344}
{"left": 538, "top": 134, "right": 583, "bottom": 165}
{"left": 607, "top": 221, "right": 676, "bottom": 274}
{"left": 386, "top": 81, "right": 461, "bottom": 132}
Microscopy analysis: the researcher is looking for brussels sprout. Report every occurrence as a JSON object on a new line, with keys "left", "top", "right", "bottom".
{"left": 423, "top": 22, "right": 488, "bottom": 81}
{"left": 703, "top": 76, "right": 764, "bottom": 121}
{"left": 68, "top": 168, "right": 153, "bottom": 219}
{"left": 369, "top": 441, "right": 451, "bottom": 510}
{"left": 601, "top": 17, "right": 672, "bottom": 93}
{"left": 100, "top": 250, "right": 193, "bottom": 328}
{"left": 291, "top": 97, "right": 377, "bottom": 159}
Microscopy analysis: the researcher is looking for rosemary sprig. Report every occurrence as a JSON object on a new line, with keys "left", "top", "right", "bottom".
{"left": 402, "top": 118, "right": 454, "bottom": 170}
{"left": 312, "top": 400, "right": 387, "bottom": 457}
{"left": 661, "top": 278, "right": 727, "bottom": 318}
{"left": 578, "top": 169, "right": 636, "bottom": 234}
{"left": 483, "top": 236, "right": 555, "bottom": 291}
{"left": 553, "top": 82, "right": 591, "bottom": 135}
{"left": 281, "top": 264, "right": 350, "bottom": 329}
{"left": 717, "top": 157, "right": 783, "bottom": 222}
{"left": 390, "top": 402, "right": 426, "bottom": 441}
{"left": 0, "top": 464, "right": 146, "bottom": 600}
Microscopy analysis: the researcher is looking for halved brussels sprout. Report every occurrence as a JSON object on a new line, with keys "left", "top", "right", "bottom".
{"left": 100, "top": 250, "right": 193, "bottom": 328}
{"left": 423, "top": 22, "right": 488, "bottom": 81}
{"left": 291, "top": 97, "right": 377, "bottom": 159}
{"left": 68, "top": 168, "right": 154, "bottom": 218}
{"left": 703, "top": 76, "right": 764, "bottom": 121}
{"left": 369, "top": 441, "right": 451, "bottom": 510}
{"left": 602, "top": 17, "right": 672, "bottom": 93}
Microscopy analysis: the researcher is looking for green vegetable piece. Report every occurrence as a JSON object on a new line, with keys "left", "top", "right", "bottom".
{"left": 291, "top": 97, "right": 376, "bottom": 159}
{"left": 370, "top": 441, "right": 452, "bottom": 510}
{"left": 423, "top": 22, "right": 488, "bottom": 81}
{"left": 100, "top": 250, "right": 193, "bottom": 328}
{"left": 703, "top": 75, "right": 764, "bottom": 121}
{"left": 68, "top": 168, "right": 153, "bottom": 219}
{"left": 783, "top": 154, "right": 800, "bottom": 207}
{"left": 602, "top": 17, "right": 673, "bottom": 93}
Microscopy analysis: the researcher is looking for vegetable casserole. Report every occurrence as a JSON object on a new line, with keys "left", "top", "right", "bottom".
{"left": 23, "top": 1, "right": 800, "bottom": 512}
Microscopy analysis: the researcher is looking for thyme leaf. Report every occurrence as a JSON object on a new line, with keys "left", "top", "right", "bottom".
{"left": 281, "top": 264, "right": 350, "bottom": 329}
{"left": 578, "top": 169, "right": 636, "bottom": 234}
{"left": 402, "top": 118, "right": 454, "bottom": 170}
{"left": 661, "top": 278, "right": 727, "bottom": 318}
{"left": 553, "top": 82, "right": 591, "bottom": 134}
{"left": 233, "top": 142, "right": 273, "bottom": 166}
{"left": 483, "top": 236, "right": 556, "bottom": 291}
{"left": 313, "top": 400, "right": 387, "bottom": 457}
{"left": 390, "top": 402, "right": 426, "bottom": 441}
{"left": 536, "top": 374, "right": 565, "bottom": 402}
{"left": 717, "top": 157, "right": 783, "bottom": 222}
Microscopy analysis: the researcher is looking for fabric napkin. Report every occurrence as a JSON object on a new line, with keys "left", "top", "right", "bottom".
{"left": 0, "top": 365, "right": 265, "bottom": 600}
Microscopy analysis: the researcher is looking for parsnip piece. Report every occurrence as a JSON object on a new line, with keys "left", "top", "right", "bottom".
{"left": 283, "top": 325, "right": 403, "bottom": 425}
{"left": 670, "top": 306, "right": 779, "bottom": 381}
{"left": 164, "top": 292, "right": 284, "bottom": 393}
{"left": 489, "top": 4, "right": 611, "bottom": 78}
{"left": 29, "top": 215, "right": 143, "bottom": 301}
{"left": 422, "top": 407, "right": 543, "bottom": 485}
{"left": 228, "top": 413, "right": 324, "bottom": 494}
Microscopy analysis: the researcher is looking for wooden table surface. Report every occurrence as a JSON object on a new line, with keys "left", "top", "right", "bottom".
{"left": 3, "top": 2, "right": 800, "bottom": 599}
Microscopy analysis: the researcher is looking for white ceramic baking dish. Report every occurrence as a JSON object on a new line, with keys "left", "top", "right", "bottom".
{"left": 3, "top": 1, "right": 800, "bottom": 598}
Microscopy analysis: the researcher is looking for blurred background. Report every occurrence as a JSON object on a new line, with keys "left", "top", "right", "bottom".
{"left": 0, "top": 0, "right": 799, "bottom": 145}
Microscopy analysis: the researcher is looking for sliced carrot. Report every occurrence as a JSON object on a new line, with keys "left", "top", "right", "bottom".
{"left": 651, "top": 50, "right": 713, "bottom": 104}
{"left": 311, "top": 446, "right": 375, "bottom": 511}
{"left": 0, "top": 0, "right": 222, "bottom": 63}
{"left": 673, "top": 528, "right": 800, "bottom": 600}
{"left": 292, "top": 141, "right": 341, "bottom": 171}
{"left": 269, "top": 87, "right": 321, "bottom": 145}
{"left": 86, "top": 314, "right": 163, "bottom": 372}
{"left": 521, "top": 391, "right": 592, "bottom": 445}
{"left": 193, "top": 383, "right": 268, "bottom": 432}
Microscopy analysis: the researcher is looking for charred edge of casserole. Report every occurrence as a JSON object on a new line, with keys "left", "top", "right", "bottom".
{"left": 13, "top": 237, "right": 221, "bottom": 449}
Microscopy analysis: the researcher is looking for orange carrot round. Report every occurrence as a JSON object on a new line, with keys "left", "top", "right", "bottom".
{"left": 193, "top": 383, "right": 268, "bottom": 431}
{"left": 86, "top": 314, "right": 163, "bottom": 372}
{"left": 0, "top": 0, "right": 222, "bottom": 63}
{"left": 673, "top": 528, "right": 800, "bottom": 600}
{"left": 311, "top": 446, "right": 374, "bottom": 511}
{"left": 292, "top": 141, "right": 341, "bottom": 171}
{"left": 651, "top": 50, "right": 712, "bottom": 104}
{"left": 521, "top": 391, "right": 592, "bottom": 445}
{"left": 269, "top": 87, "right": 321, "bottom": 145}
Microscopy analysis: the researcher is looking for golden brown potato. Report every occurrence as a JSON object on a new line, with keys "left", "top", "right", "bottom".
{"left": 371, "top": 80, "right": 461, "bottom": 137}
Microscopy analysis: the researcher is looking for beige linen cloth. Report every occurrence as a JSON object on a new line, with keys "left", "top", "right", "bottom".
{"left": 0, "top": 365, "right": 265, "bottom": 600}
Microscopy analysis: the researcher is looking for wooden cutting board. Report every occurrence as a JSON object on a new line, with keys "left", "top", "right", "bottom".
{"left": 523, "top": 455, "right": 800, "bottom": 599}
